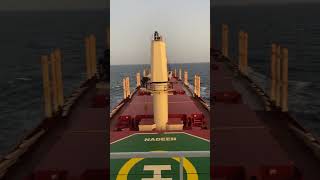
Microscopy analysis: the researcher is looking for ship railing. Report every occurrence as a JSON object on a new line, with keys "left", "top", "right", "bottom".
{"left": 110, "top": 151, "right": 210, "bottom": 180}
{"left": 146, "top": 81, "right": 174, "bottom": 92}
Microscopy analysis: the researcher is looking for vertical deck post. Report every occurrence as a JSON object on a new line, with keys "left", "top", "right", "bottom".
{"left": 197, "top": 75, "right": 201, "bottom": 97}
{"left": 123, "top": 78, "right": 126, "bottom": 99}
{"left": 41, "top": 55, "right": 52, "bottom": 118}
{"left": 179, "top": 68, "right": 182, "bottom": 80}
{"left": 238, "top": 31, "right": 244, "bottom": 73}
{"left": 174, "top": 68, "right": 177, "bottom": 78}
{"left": 184, "top": 71, "right": 188, "bottom": 85}
{"left": 50, "top": 52, "right": 59, "bottom": 113}
{"left": 54, "top": 49, "right": 64, "bottom": 107}
{"left": 89, "top": 34, "right": 97, "bottom": 76}
{"left": 276, "top": 45, "right": 281, "bottom": 107}
{"left": 126, "top": 77, "right": 130, "bottom": 98}
{"left": 143, "top": 69, "right": 146, "bottom": 77}
{"left": 85, "top": 36, "right": 92, "bottom": 79}
{"left": 243, "top": 32, "right": 248, "bottom": 76}
{"left": 281, "top": 48, "right": 289, "bottom": 112}
{"left": 179, "top": 156, "right": 184, "bottom": 180}
{"left": 222, "top": 24, "right": 229, "bottom": 57}
{"left": 270, "top": 44, "right": 277, "bottom": 102}
{"left": 194, "top": 75, "right": 197, "bottom": 96}
{"left": 136, "top": 72, "right": 141, "bottom": 87}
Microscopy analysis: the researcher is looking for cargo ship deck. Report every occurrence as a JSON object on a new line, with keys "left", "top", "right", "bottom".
{"left": 2, "top": 79, "right": 108, "bottom": 180}
{"left": 0, "top": 31, "right": 109, "bottom": 180}
{"left": 212, "top": 49, "right": 320, "bottom": 180}
{"left": 110, "top": 75, "right": 210, "bottom": 179}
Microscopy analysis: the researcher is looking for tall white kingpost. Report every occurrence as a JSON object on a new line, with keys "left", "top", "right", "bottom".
{"left": 151, "top": 31, "right": 168, "bottom": 131}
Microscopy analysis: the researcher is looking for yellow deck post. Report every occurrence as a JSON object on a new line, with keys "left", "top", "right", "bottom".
{"left": 194, "top": 75, "right": 197, "bottom": 96}
{"left": 126, "top": 77, "right": 130, "bottom": 98}
{"left": 123, "top": 78, "right": 126, "bottom": 99}
{"left": 50, "top": 52, "right": 59, "bottom": 113}
{"left": 136, "top": 72, "right": 141, "bottom": 87}
{"left": 281, "top": 48, "right": 289, "bottom": 112}
{"left": 198, "top": 75, "right": 201, "bottom": 97}
{"left": 85, "top": 36, "right": 92, "bottom": 79}
{"left": 184, "top": 71, "right": 188, "bottom": 85}
{"left": 54, "top": 49, "right": 64, "bottom": 107}
{"left": 89, "top": 34, "right": 97, "bottom": 76}
{"left": 243, "top": 32, "right": 248, "bottom": 75}
{"left": 238, "top": 31, "right": 244, "bottom": 73}
{"left": 222, "top": 24, "right": 229, "bottom": 57}
{"left": 41, "top": 55, "right": 52, "bottom": 118}
{"left": 270, "top": 44, "right": 277, "bottom": 102}
{"left": 276, "top": 45, "right": 281, "bottom": 107}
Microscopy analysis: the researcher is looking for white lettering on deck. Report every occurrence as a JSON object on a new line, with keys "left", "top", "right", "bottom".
{"left": 142, "top": 165, "right": 172, "bottom": 180}
{"left": 144, "top": 137, "right": 176, "bottom": 142}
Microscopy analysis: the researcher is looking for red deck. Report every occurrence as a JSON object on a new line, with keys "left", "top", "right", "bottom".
{"left": 210, "top": 51, "right": 320, "bottom": 180}
{"left": 4, "top": 80, "right": 108, "bottom": 180}
{"left": 110, "top": 77, "right": 210, "bottom": 142}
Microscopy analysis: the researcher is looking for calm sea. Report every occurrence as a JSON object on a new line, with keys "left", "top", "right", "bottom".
{"left": 213, "top": 4, "right": 320, "bottom": 137}
{"left": 0, "top": 10, "right": 107, "bottom": 156}
{"left": 110, "top": 63, "right": 210, "bottom": 110}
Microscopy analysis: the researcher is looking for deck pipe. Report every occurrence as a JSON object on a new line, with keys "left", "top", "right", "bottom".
{"left": 41, "top": 55, "right": 53, "bottom": 118}
{"left": 179, "top": 68, "right": 182, "bottom": 80}
{"left": 174, "top": 68, "right": 177, "bottom": 78}
{"left": 222, "top": 24, "right": 229, "bottom": 58}
{"left": 143, "top": 69, "right": 146, "bottom": 77}
{"left": 151, "top": 32, "right": 169, "bottom": 131}
{"left": 85, "top": 36, "right": 92, "bottom": 79}
{"left": 281, "top": 48, "right": 289, "bottom": 112}
{"left": 50, "top": 52, "right": 59, "bottom": 113}
{"left": 54, "top": 49, "right": 64, "bottom": 107}
{"left": 270, "top": 44, "right": 277, "bottom": 102}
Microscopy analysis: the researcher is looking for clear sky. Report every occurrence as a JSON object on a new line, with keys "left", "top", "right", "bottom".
{"left": 110, "top": 0, "right": 210, "bottom": 65}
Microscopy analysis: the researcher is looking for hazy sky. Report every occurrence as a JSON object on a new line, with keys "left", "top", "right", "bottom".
{"left": 0, "top": 0, "right": 107, "bottom": 10}
{"left": 110, "top": 0, "right": 210, "bottom": 65}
